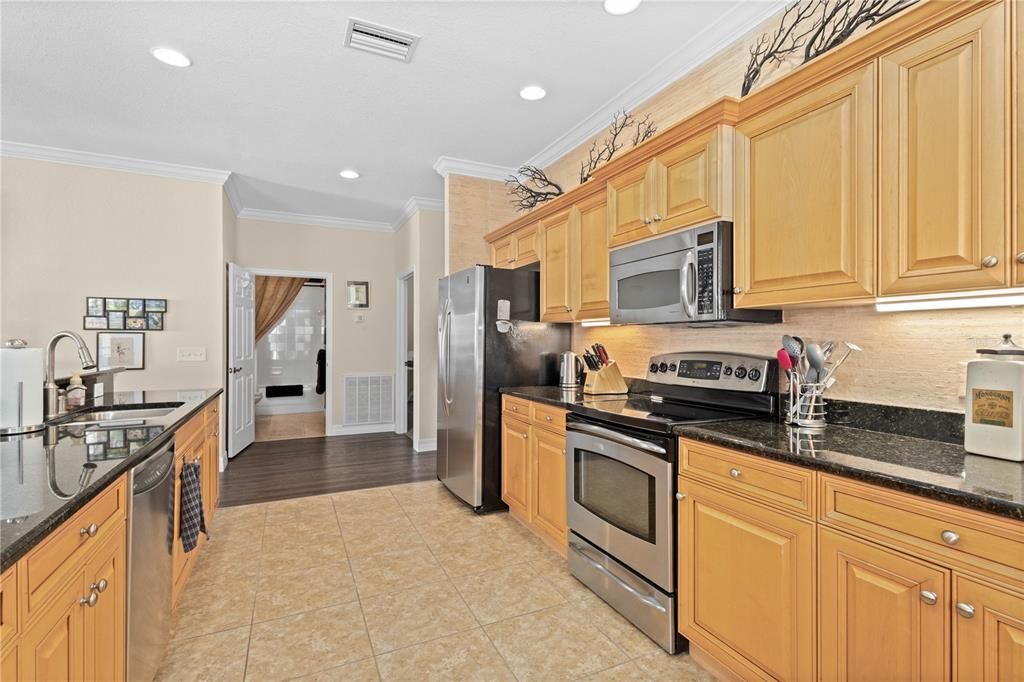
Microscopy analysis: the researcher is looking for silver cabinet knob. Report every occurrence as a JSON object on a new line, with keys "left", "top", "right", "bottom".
{"left": 919, "top": 590, "right": 938, "bottom": 605}
{"left": 80, "top": 523, "right": 98, "bottom": 537}
{"left": 675, "top": 492, "right": 686, "bottom": 500}
{"left": 653, "top": 214, "right": 663, "bottom": 222}
{"left": 521, "top": 432, "right": 528, "bottom": 439}
{"left": 642, "top": 217, "right": 652, "bottom": 225}
{"left": 732, "top": 287, "right": 743, "bottom": 295}
{"left": 956, "top": 602, "right": 976, "bottom": 619}
{"left": 729, "top": 468, "right": 742, "bottom": 478}
{"left": 90, "top": 579, "right": 108, "bottom": 593}
{"left": 562, "top": 449, "right": 566, "bottom": 455}
{"left": 564, "top": 306, "right": 572, "bottom": 312}
{"left": 981, "top": 256, "right": 998, "bottom": 268}
{"left": 80, "top": 592, "right": 98, "bottom": 608}
{"left": 940, "top": 530, "right": 960, "bottom": 546}
{"left": 506, "top": 258, "right": 515, "bottom": 264}
{"left": 510, "top": 406, "right": 518, "bottom": 412}
{"left": 1016, "top": 251, "right": 1024, "bottom": 265}
{"left": 545, "top": 416, "right": 552, "bottom": 422}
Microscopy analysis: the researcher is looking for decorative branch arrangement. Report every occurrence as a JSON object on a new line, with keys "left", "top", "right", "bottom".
{"left": 505, "top": 165, "right": 564, "bottom": 212}
{"left": 579, "top": 109, "right": 659, "bottom": 184}
{"left": 741, "top": 0, "right": 918, "bottom": 96}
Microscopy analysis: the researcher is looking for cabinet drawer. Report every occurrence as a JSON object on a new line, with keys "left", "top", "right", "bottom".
{"left": 1, "top": 565, "right": 18, "bottom": 643}
{"left": 22, "top": 477, "right": 126, "bottom": 620}
{"left": 204, "top": 400, "right": 219, "bottom": 436}
{"left": 531, "top": 403, "right": 566, "bottom": 432}
{"left": 680, "top": 440, "right": 814, "bottom": 516}
{"left": 820, "top": 475, "right": 1024, "bottom": 583}
{"left": 175, "top": 411, "right": 205, "bottom": 449}
{"left": 502, "top": 396, "right": 531, "bottom": 419}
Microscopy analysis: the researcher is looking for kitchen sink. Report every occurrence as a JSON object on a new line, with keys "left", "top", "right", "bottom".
{"left": 64, "top": 405, "right": 181, "bottom": 425}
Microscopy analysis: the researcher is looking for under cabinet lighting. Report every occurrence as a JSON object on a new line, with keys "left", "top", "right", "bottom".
{"left": 519, "top": 85, "right": 547, "bottom": 101}
{"left": 603, "top": 0, "right": 642, "bottom": 15}
{"left": 339, "top": 169, "right": 360, "bottom": 179}
{"left": 150, "top": 47, "right": 191, "bottom": 68}
{"left": 580, "top": 318, "right": 612, "bottom": 327}
{"left": 875, "top": 288, "right": 1024, "bottom": 312}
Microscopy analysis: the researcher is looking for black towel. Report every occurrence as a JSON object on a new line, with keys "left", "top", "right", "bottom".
{"left": 316, "top": 348, "right": 327, "bottom": 395}
{"left": 179, "top": 462, "right": 207, "bottom": 553}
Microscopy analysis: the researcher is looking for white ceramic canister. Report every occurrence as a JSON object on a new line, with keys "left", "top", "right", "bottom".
{"left": 964, "top": 334, "right": 1024, "bottom": 462}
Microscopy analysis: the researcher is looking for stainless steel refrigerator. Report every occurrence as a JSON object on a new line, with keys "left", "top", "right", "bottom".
{"left": 437, "top": 265, "right": 570, "bottom": 511}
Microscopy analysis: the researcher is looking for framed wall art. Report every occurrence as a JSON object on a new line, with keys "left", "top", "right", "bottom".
{"left": 96, "top": 332, "right": 145, "bottom": 370}
{"left": 347, "top": 281, "right": 369, "bottom": 308}
{"left": 83, "top": 296, "right": 168, "bottom": 330}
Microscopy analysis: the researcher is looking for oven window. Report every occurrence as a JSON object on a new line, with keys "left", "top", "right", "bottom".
{"left": 616, "top": 270, "right": 681, "bottom": 310}
{"left": 574, "top": 449, "right": 656, "bottom": 542}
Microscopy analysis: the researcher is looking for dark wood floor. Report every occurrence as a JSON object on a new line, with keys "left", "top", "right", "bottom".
{"left": 218, "top": 432, "right": 437, "bottom": 507}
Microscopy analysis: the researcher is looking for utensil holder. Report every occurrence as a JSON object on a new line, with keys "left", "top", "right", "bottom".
{"left": 786, "top": 377, "right": 827, "bottom": 428}
{"left": 583, "top": 361, "right": 629, "bottom": 395}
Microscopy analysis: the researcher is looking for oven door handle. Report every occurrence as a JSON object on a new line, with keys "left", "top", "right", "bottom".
{"left": 566, "top": 422, "right": 667, "bottom": 455}
{"left": 569, "top": 540, "right": 667, "bottom": 614}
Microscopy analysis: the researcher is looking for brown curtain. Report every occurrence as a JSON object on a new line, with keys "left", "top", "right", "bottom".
{"left": 254, "top": 276, "right": 307, "bottom": 342}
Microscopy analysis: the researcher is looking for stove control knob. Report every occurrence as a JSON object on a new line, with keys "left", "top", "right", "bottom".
{"left": 649, "top": 363, "right": 659, "bottom": 373}
{"left": 668, "top": 363, "right": 677, "bottom": 372}
{"left": 748, "top": 368, "right": 761, "bottom": 382}
{"left": 723, "top": 366, "right": 733, "bottom": 376}
{"left": 658, "top": 362, "right": 669, "bottom": 373}
{"left": 734, "top": 367, "right": 747, "bottom": 379}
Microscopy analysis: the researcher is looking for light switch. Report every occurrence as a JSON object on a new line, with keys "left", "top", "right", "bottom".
{"left": 177, "top": 347, "right": 207, "bottom": 362}
{"left": 353, "top": 313, "right": 365, "bottom": 323}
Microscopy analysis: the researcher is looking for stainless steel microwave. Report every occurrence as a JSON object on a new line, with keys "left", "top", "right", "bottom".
{"left": 609, "top": 221, "right": 781, "bottom": 326}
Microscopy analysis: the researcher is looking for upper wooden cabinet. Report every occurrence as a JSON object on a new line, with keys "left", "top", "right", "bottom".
{"left": 734, "top": 64, "right": 877, "bottom": 308}
{"left": 878, "top": 3, "right": 1010, "bottom": 295}
{"left": 539, "top": 195, "right": 610, "bottom": 322}
{"left": 607, "top": 162, "right": 656, "bottom": 248}
{"left": 652, "top": 125, "right": 732, "bottom": 235}
{"left": 1017, "top": 0, "right": 1024, "bottom": 287}
{"left": 490, "top": 223, "right": 539, "bottom": 269}
{"left": 539, "top": 209, "right": 573, "bottom": 322}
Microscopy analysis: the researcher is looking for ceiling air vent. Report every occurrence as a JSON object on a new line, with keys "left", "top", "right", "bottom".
{"left": 345, "top": 18, "right": 420, "bottom": 63}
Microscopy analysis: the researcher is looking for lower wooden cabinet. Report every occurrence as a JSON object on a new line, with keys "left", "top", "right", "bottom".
{"left": 501, "top": 415, "right": 531, "bottom": 519}
{"left": 954, "top": 575, "right": 1024, "bottom": 680}
{"left": 819, "top": 526, "right": 950, "bottom": 681}
{"left": 19, "top": 574, "right": 85, "bottom": 682}
{"left": 530, "top": 426, "right": 568, "bottom": 546}
{"left": 83, "top": 522, "right": 126, "bottom": 682}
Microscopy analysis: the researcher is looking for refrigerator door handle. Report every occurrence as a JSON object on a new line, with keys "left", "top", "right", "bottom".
{"left": 438, "top": 300, "right": 453, "bottom": 410}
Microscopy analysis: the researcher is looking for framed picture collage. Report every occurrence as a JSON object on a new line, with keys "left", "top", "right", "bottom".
{"left": 83, "top": 297, "right": 167, "bottom": 370}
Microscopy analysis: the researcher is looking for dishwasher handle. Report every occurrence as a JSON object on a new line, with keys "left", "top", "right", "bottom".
{"left": 132, "top": 444, "right": 176, "bottom": 495}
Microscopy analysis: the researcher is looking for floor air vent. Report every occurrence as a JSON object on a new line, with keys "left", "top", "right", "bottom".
{"left": 345, "top": 19, "right": 420, "bottom": 63}
{"left": 343, "top": 374, "right": 394, "bottom": 426}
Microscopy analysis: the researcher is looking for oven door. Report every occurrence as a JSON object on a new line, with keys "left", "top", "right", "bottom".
{"left": 610, "top": 249, "right": 697, "bottom": 325}
{"left": 566, "top": 421, "right": 674, "bottom": 591}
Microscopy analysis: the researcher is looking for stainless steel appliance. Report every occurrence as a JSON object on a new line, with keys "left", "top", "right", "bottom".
{"left": 609, "top": 221, "right": 781, "bottom": 326}
{"left": 437, "top": 265, "right": 570, "bottom": 511}
{"left": 559, "top": 352, "right": 584, "bottom": 388}
{"left": 567, "top": 351, "right": 777, "bottom": 653}
{"left": 127, "top": 441, "right": 175, "bottom": 682}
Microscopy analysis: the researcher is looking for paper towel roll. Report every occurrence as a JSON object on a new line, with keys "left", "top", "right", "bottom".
{"left": 1, "top": 347, "right": 45, "bottom": 432}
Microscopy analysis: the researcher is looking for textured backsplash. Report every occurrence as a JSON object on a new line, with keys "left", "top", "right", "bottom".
{"left": 574, "top": 305, "right": 1024, "bottom": 413}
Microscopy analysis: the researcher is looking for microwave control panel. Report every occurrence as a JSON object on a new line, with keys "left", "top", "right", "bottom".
{"left": 645, "top": 352, "right": 776, "bottom": 393}
{"left": 696, "top": 247, "right": 715, "bottom": 316}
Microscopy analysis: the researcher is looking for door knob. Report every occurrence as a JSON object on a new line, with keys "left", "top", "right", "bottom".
{"left": 919, "top": 590, "right": 938, "bottom": 605}
{"left": 956, "top": 602, "right": 976, "bottom": 619}
{"left": 981, "top": 256, "right": 998, "bottom": 268}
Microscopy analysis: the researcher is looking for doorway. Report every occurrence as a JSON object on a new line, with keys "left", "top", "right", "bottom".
{"left": 397, "top": 270, "right": 414, "bottom": 440}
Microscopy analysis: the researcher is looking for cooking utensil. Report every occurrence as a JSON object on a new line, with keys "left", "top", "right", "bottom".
{"left": 782, "top": 334, "right": 806, "bottom": 376}
{"left": 822, "top": 341, "right": 862, "bottom": 383}
{"left": 777, "top": 348, "right": 794, "bottom": 376}
{"left": 806, "top": 343, "right": 826, "bottom": 384}
{"left": 595, "top": 344, "right": 610, "bottom": 366}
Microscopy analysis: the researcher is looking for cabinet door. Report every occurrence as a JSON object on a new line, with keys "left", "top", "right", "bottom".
{"left": 501, "top": 417, "right": 531, "bottom": 519}
{"left": 573, "top": 194, "right": 610, "bottom": 319}
{"left": 530, "top": 427, "right": 567, "bottom": 546}
{"left": 879, "top": 4, "right": 1009, "bottom": 295}
{"left": 1, "top": 645, "right": 17, "bottom": 682}
{"left": 83, "top": 523, "right": 126, "bottom": 682}
{"left": 607, "top": 161, "right": 656, "bottom": 248}
{"left": 1018, "top": 1, "right": 1024, "bottom": 287}
{"left": 171, "top": 452, "right": 193, "bottom": 608}
{"left": 205, "top": 434, "right": 220, "bottom": 521}
{"left": 654, "top": 126, "right": 729, "bottom": 234}
{"left": 954, "top": 575, "right": 1024, "bottom": 681}
{"left": 819, "top": 527, "right": 950, "bottom": 681}
{"left": 679, "top": 478, "right": 814, "bottom": 681}
{"left": 734, "top": 64, "right": 876, "bottom": 308}
{"left": 513, "top": 224, "right": 540, "bottom": 266}
{"left": 20, "top": 574, "right": 86, "bottom": 682}
{"left": 491, "top": 237, "right": 514, "bottom": 269}
{"left": 540, "top": 210, "right": 574, "bottom": 322}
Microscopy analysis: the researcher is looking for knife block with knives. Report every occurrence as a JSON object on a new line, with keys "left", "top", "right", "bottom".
{"left": 583, "top": 361, "right": 629, "bottom": 395}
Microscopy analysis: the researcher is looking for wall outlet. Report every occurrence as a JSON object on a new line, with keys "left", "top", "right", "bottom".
{"left": 177, "top": 347, "right": 207, "bottom": 362}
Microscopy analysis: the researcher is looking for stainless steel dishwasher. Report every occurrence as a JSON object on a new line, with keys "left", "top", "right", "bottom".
{"left": 127, "top": 441, "right": 175, "bottom": 682}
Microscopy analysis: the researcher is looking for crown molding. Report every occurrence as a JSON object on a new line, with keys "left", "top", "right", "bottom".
{"left": 222, "top": 174, "right": 244, "bottom": 217}
{"left": 236, "top": 207, "right": 394, "bottom": 233}
{"left": 0, "top": 140, "right": 231, "bottom": 184}
{"left": 433, "top": 156, "right": 517, "bottom": 181}
{"left": 522, "top": 1, "right": 785, "bottom": 169}
{"left": 395, "top": 195, "right": 445, "bottom": 228}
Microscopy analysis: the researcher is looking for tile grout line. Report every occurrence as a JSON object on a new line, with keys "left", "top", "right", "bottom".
{"left": 240, "top": 505, "right": 268, "bottom": 680}
{"left": 333, "top": 493, "right": 383, "bottom": 681}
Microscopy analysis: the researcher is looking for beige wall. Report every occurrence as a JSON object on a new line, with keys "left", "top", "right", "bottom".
{"left": 234, "top": 217, "right": 397, "bottom": 431}
{"left": 1, "top": 157, "right": 226, "bottom": 391}
{"left": 444, "top": 174, "right": 519, "bottom": 275}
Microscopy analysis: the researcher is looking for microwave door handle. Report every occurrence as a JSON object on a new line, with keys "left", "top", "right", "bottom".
{"left": 569, "top": 541, "right": 667, "bottom": 613}
{"left": 567, "top": 422, "right": 667, "bottom": 455}
{"left": 681, "top": 251, "right": 697, "bottom": 320}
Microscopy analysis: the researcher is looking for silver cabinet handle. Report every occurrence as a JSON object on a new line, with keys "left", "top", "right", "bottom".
{"left": 521, "top": 432, "right": 528, "bottom": 439}
{"left": 940, "top": 530, "right": 960, "bottom": 546}
{"left": 729, "top": 468, "right": 741, "bottom": 478}
{"left": 80, "top": 592, "right": 98, "bottom": 607}
{"left": 506, "top": 258, "right": 515, "bottom": 264}
{"left": 956, "top": 602, "right": 975, "bottom": 619}
{"left": 562, "top": 449, "right": 566, "bottom": 455}
{"left": 981, "top": 256, "right": 998, "bottom": 268}
{"left": 919, "top": 590, "right": 938, "bottom": 605}
{"left": 90, "top": 578, "right": 108, "bottom": 593}
{"left": 675, "top": 492, "right": 686, "bottom": 501}
{"left": 564, "top": 306, "right": 572, "bottom": 312}
{"left": 732, "top": 287, "right": 743, "bottom": 295}
{"left": 653, "top": 214, "right": 663, "bottom": 222}
{"left": 545, "top": 416, "right": 552, "bottom": 422}
{"left": 1016, "top": 251, "right": 1024, "bottom": 265}
{"left": 510, "top": 406, "right": 518, "bottom": 412}
{"left": 80, "top": 523, "right": 98, "bottom": 537}
{"left": 642, "top": 217, "right": 652, "bottom": 225}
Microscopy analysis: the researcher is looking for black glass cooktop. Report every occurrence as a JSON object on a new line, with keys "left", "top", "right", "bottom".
{"left": 574, "top": 393, "right": 766, "bottom": 434}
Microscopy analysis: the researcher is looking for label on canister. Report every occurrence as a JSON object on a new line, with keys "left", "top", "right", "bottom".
{"left": 972, "top": 388, "right": 1014, "bottom": 428}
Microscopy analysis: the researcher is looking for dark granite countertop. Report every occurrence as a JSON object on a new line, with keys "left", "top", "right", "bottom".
{"left": 0, "top": 388, "right": 222, "bottom": 571}
{"left": 500, "top": 386, "right": 1024, "bottom": 521}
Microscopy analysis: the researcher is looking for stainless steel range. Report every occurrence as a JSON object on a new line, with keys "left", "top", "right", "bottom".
{"left": 566, "top": 351, "right": 777, "bottom": 653}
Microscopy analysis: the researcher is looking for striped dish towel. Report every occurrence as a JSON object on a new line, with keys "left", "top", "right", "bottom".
{"left": 179, "top": 461, "right": 208, "bottom": 553}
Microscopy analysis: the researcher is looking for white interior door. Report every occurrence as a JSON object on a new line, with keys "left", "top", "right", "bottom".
{"left": 228, "top": 263, "right": 256, "bottom": 457}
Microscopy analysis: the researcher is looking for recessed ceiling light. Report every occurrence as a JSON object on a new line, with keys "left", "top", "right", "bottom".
{"left": 150, "top": 47, "right": 191, "bottom": 68}
{"left": 519, "top": 85, "right": 547, "bottom": 101}
{"left": 339, "top": 169, "right": 360, "bottom": 179}
{"left": 603, "top": 0, "right": 642, "bottom": 16}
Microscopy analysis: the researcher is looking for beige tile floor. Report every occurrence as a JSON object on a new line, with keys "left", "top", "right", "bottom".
{"left": 156, "top": 480, "right": 716, "bottom": 682}
{"left": 255, "top": 412, "right": 326, "bottom": 442}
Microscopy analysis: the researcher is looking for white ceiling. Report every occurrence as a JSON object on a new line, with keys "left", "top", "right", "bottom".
{"left": 2, "top": 1, "right": 781, "bottom": 228}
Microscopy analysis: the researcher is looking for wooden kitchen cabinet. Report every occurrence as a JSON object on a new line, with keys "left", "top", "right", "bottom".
{"left": 540, "top": 196, "right": 610, "bottom": 323}
{"left": 1016, "top": 0, "right": 1024, "bottom": 287}
{"left": 607, "top": 161, "right": 656, "bottom": 248}
{"left": 500, "top": 414, "right": 531, "bottom": 520}
{"left": 652, "top": 125, "right": 732, "bottom": 235}
{"left": 1, "top": 644, "right": 18, "bottom": 682}
{"left": 19, "top": 573, "right": 85, "bottom": 682}
{"left": 490, "top": 224, "right": 539, "bottom": 269}
{"left": 82, "top": 521, "right": 126, "bottom": 682}
{"left": 530, "top": 426, "right": 568, "bottom": 547}
{"left": 678, "top": 476, "right": 815, "bottom": 681}
{"left": 954, "top": 575, "right": 1024, "bottom": 680}
{"left": 171, "top": 441, "right": 195, "bottom": 608}
{"left": 540, "top": 209, "right": 574, "bottom": 322}
{"left": 879, "top": 3, "right": 1010, "bottom": 295}
{"left": 819, "top": 526, "right": 950, "bottom": 681}
{"left": 733, "top": 64, "right": 877, "bottom": 308}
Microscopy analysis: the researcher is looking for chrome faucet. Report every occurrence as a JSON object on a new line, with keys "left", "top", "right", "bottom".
{"left": 44, "top": 331, "right": 96, "bottom": 420}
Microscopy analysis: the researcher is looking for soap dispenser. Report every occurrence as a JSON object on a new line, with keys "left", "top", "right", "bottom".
{"left": 965, "top": 333, "right": 1024, "bottom": 461}
{"left": 66, "top": 373, "right": 87, "bottom": 409}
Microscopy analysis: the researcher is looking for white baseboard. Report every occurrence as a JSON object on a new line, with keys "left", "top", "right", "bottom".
{"left": 414, "top": 438, "right": 437, "bottom": 452}
{"left": 327, "top": 423, "right": 395, "bottom": 436}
